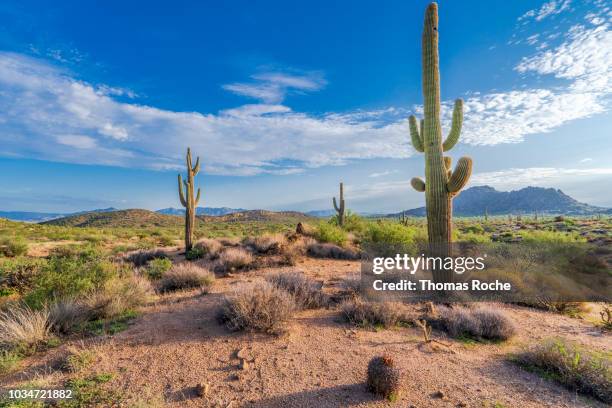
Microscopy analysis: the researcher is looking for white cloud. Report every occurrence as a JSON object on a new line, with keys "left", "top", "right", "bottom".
{"left": 222, "top": 71, "right": 326, "bottom": 104}
{"left": 580, "top": 157, "right": 593, "bottom": 162}
{"left": 519, "top": 0, "right": 572, "bottom": 22}
{"left": 56, "top": 134, "right": 97, "bottom": 149}
{"left": 470, "top": 167, "right": 612, "bottom": 187}
{"left": 368, "top": 170, "right": 397, "bottom": 178}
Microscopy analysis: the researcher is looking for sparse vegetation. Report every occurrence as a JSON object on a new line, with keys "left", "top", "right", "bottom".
{"left": 194, "top": 238, "right": 223, "bottom": 259}
{"left": 307, "top": 242, "right": 359, "bottom": 260}
{"left": 125, "top": 248, "right": 168, "bottom": 267}
{"left": 513, "top": 338, "right": 611, "bottom": 403}
{"left": 216, "top": 247, "right": 254, "bottom": 272}
{"left": 433, "top": 305, "right": 516, "bottom": 341}
{"left": 0, "top": 306, "right": 51, "bottom": 349}
{"left": 0, "top": 236, "right": 28, "bottom": 257}
{"left": 144, "top": 257, "right": 173, "bottom": 279}
{"left": 158, "top": 263, "right": 214, "bottom": 292}
{"left": 341, "top": 299, "right": 404, "bottom": 329}
{"left": 243, "top": 234, "right": 286, "bottom": 254}
{"left": 314, "top": 222, "right": 347, "bottom": 246}
{"left": 218, "top": 282, "right": 296, "bottom": 334}
{"left": 266, "top": 272, "right": 328, "bottom": 309}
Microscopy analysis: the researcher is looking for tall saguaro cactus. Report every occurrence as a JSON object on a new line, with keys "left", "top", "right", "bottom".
{"left": 333, "top": 182, "right": 346, "bottom": 226}
{"left": 410, "top": 3, "right": 473, "bottom": 267}
{"left": 178, "top": 147, "right": 201, "bottom": 251}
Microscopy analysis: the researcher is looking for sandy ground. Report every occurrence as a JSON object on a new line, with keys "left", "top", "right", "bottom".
{"left": 2, "top": 258, "right": 610, "bottom": 407}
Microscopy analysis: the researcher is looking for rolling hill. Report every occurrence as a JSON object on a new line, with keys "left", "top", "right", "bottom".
{"left": 157, "top": 207, "right": 246, "bottom": 216}
{"left": 397, "top": 186, "right": 610, "bottom": 217}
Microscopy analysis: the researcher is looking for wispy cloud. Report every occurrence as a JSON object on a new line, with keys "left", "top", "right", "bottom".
{"left": 519, "top": 0, "right": 572, "bottom": 23}
{"left": 368, "top": 170, "right": 397, "bottom": 178}
{"left": 222, "top": 70, "right": 326, "bottom": 104}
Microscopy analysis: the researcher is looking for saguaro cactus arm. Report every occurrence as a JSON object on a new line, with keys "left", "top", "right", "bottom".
{"left": 332, "top": 197, "right": 341, "bottom": 211}
{"left": 178, "top": 174, "right": 187, "bottom": 207}
{"left": 409, "top": 115, "right": 424, "bottom": 152}
{"left": 442, "top": 99, "right": 463, "bottom": 151}
{"left": 195, "top": 187, "right": 201, "bottom": 206}
{"left": 411, "top": 177, "right": 426, "bottom": 192}
{"left": 447, "top": 157, "right": 472, "bottom": 193}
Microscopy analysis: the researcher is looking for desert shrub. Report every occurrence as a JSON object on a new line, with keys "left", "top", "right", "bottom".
{"left": 341, "top": 299, "right": 403, "bottom": 329}
{"left": 24, "top": 250, "right": 120, "bottom": 309}
{"left": 216, "top": 248, "right": 253, "bottom": 272}
{"left": 331, "top": 211, "right": 367, "bottom": 234}
{"left": 462, "top": 224, "right": 485, "bottom": 234}
{"left": 361, "top": 221, "right": 418, "bottom": 255}
{"left": 125, "top": 249, "right": 168, "bottom": 267}
{"left": 306, "top": 243, "right": 360, "bottom": 260}
{"left": 266, "top": 272, "right": 327, "bottom": 309}
{"left": 62, "top": 344, "right": 96, "bottom": 373}
{"left": 86, "top": 275, "right": 153, "bottom": 320}
{"left": 158, "top": 264, "right": 214, "bottom": 293}
{"left": 185, "top": 246, "right": 205, "bottom": 260}
{"left": 517, "top": 230, "right": 585, "bottom": 244}
{"left": 0, "top": 236, "right": 28, "bottom": 257}
{"left": 434, "top": 305, "right": 516, "bottom": 341}
{"left": 367, "top": 355, "right": 402, "bottom": 401}
{"left": 514, "top": 338, "right": 611, "bottom": 403}
{"left": 49, "top": 299, "right": 90, "bottom": 334}
{"left": 457, "top": 232, "right": 490, "bottom": 244}
{"left": 157, "top": 235, "right": 175, "bottom": 247}
{"left": 0, "top": 306, "right": 51, "bottom": 349}
{"left": 144, "top": 258, "right": 173, "bottom": 280}
{"left": 194, "top": 238, "right": 223, "bottom": 259}
{"left": 217, "top": 282, "right": 296, "bottom": 334}
{"left": 314, "top": 222, "right": 347, "bottom": 246}
{"left": 0, "top": 257, "right": 46, "bottom": 295}
{"left": 242, "top": 234, "right": 286, "bottom": 254}
{"left": 0, "top": 349, "right": 22, "bottom": 374}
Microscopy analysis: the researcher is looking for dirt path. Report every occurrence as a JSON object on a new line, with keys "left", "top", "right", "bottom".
{"left": 2, "top": 259, "right": 610, "bottom": 407}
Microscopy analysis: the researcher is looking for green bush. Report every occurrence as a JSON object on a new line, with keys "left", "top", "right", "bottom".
{"left": 24, "top": 248, "right": 120, "bottom": 309}
{"left": 185, "top": 247, "right": 205, "bottom": 260}
{"left": 0, "top": 236, "right": 28, "bottom": 257}
{"left": 145, "top": 258, "right": 173, "bottom": 280}
{"left": 457, "top": 232, "right": 491, "bottom": 244}
{"left": 361, "top": 221, "right": 418, "bottom": 254}
{"left": 314, "top": 222, "right": 347, "bottom": 246}
{"left": 0, "top": 257, "right": 47, "bottom": 295}
{"left": 518, "top": 230, "right": 585, "bottom": 244}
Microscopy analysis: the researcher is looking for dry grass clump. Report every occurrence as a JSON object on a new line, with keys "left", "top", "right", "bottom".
{"left": 0, "top": 306, "right": 51, "bottom": 348}
{"left": 307, "top": 243, "right": 360, "bottom": 260}
{"left": 194, "top": 238, "right": 223, "bottom": 260}
{"left": 49, "top": 299, "right": 90, "bottom": 334}
{"left": 215, "top": 247, "right": 254, "bottom": 272}
{"left": 514, "top": 338, "right": 611, "bottom": 403}
{"left": 266, "top": 272, "right": 328, "bottom": 309}
{"left": 217, "top": 282, "right": 296, "bottom": 334}
{"left": 86, "top": 275, "right": 153, "bottom": 320}
{"left": 62, "top": 343, "right": 96, "bottom": 373}
{"left": 341, "top": 299, "right": 403, "bottom": 329}
{"left": 125, "top": 249, "right": 168, "bottom": 267}
{"left": 243, "top": 234, "right": 287, "bottom": 254}
{"left": 367, "top": 355, "right": 402, "bottom": 401}
{"left": 158, "top": 263, "right": 215, "bottom": 293}
{"left": 434, "top": 305, "right": 516, "bottom": 341}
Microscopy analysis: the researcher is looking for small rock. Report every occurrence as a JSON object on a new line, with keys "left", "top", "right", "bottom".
{"left": 195, "top": 382, "right": 209, "bottom": 397}
{"left": 432, "top": 390, "right": 446, "bottom": 399}
{"left": 457, "top": 402, "right": 467, "bottom": 407}
{"left": 239, "top": 358, "right": 249, "bottom": 370}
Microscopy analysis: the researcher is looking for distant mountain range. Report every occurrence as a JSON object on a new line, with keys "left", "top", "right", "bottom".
{"left": 395, "top": 186, "right": 611, "bottom": 217}
{"left": 1, "top": 186, "right": 609, "bottom": 223}
{"left": 157, "top": 207, "right": 246, "bottom": 216}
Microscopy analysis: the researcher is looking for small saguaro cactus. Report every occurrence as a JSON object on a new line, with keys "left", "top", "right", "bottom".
{"left": 333, "top": 182, "right": 346, "bottom": 226}
{"left": 178, "top": 147, "right": 201, "bottom": 251}
{"left": 410, "top": 3, "right": 473, "bottom": 271}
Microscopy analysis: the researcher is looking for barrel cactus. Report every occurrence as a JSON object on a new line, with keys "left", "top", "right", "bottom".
{"left": 367, "top": 355, "right": 401, "bottom": 401}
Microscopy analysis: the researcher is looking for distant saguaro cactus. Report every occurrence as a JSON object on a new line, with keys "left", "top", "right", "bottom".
{"left": 410, "top": 3, "right": 472, "bottom": 279}
{"left": 178, "top": 148, "right": 201, "bottom": 251}
{"left": 333, "top": 182, "right": 346, "bottom": 226}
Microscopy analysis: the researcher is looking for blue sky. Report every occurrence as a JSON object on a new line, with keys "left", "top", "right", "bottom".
{"left": 0, "top": 0, "right": 610, "bottom": 213}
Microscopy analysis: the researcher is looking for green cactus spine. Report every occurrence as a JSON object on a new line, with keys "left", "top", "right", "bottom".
{"left": 178, "top": 147, "right": 201, "bottom": 251}
{"left": 333, "top": 182, "right": 346, "bottom": 226}
{"left": 410, "top": 3, "right": 473, "bottom": 279}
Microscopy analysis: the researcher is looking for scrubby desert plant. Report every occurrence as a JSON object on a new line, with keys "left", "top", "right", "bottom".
{"left": 341, "top": 299, "right": 403, "bottom": 329}
{"left": 434, "top": 305, "right": 515, "bottom": 341}
{"left": 314, "top": 222, "right": 347, "bottom": 246}
{"left": 144, "top": 258, "right": 173, "bottom": 280}
{"left": 216, "top": 247, "right": 253, "bottom": 272}
{"left": 86, "top": 275, "right": 153, "bottom": 319}
{"left": 194, "top": 238, "right": 223, "bottom": 259}
{"left": 218, "top": 282, "right": 296, "bottom": 334}
{"left": 514, "top": 338, "right": 611, "bottom": 403}
{"left": 158, "top": 263, "right": 214, "bottom": 293}
{"left": 0, "top": 306, "right": 51, "bottom": 349}
{"left": 243, "top": 234, "right": 286, "bottom": 254}
{"left": 125, "top": 249, "right": 168, "bottom": 267}
{"left": 266, "top": 272, "right": 327, "bottom": 309}
{"left": 62, "top": 344, "right": 96, "bottom": 373}
{"left": 307, "top": 243, "right": 359, "bottom": 260}
{"left": 49, "top": 299, "right": 90, "bottom": 334}
{"left": 367, "top": 355, "right": 402, "bottom": 401}
{"left": 600, "top": 304, "right": 612, "bottom": 331}
{"left": 0, "top": 236, "right": 28, "bottom": 257}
